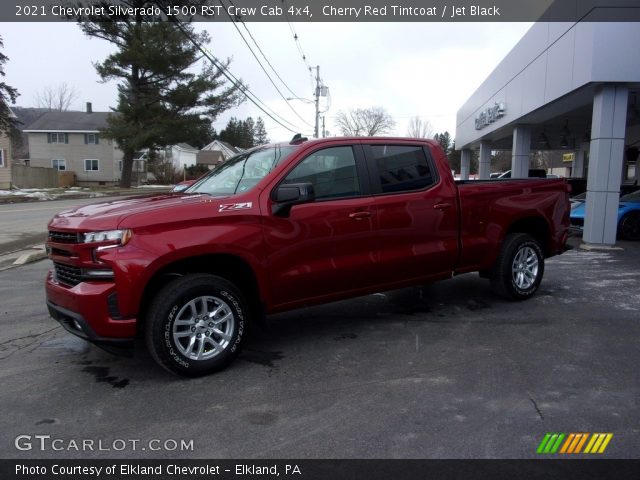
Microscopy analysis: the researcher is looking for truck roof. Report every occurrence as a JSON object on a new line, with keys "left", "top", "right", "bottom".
{"left": 268, "top": 135, "right": 441, "bottom": 149}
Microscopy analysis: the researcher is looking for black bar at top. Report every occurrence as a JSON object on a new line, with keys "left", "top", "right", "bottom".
{"left": 4, "top": 0, "right": 640, "bottom": 22}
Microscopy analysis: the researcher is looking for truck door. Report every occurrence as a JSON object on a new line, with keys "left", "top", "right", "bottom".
{"left": 262, "top": 144, "right": 378, "bottom": 308}
{"left": 364, "top": 143, "right": 459, "bottom": 283}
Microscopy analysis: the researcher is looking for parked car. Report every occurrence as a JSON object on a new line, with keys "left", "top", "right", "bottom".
{"left": 566, "top": 178, "right": 587, "bottom": 197}
{"left": 497, "top": 169, "right": 547, "bottom": 179}
{"left": 171, "top": 179, "right": 196, "bottom": 192}
{"left": 568, "top": 178, "right": 640, "bottom": 198}
{"left": 45, "top": 137, "right": 570, "bottom": 376}
{"left": 570, "top": 190, "right": 640, "bottom": 240}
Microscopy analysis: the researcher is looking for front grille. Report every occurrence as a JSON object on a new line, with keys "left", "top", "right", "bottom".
{"left": 54, "top": 262, "right": 83, "bottom": 287}
{"left": 49, "top": 230, "right": 81, "bottom": 244}
{"left": 50, "top": 247, "right": 72, "bottom": 257}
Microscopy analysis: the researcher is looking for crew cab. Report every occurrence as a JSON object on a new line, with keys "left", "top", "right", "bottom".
{"left": 46, "top": 137, "right": 570, "bottom": 376}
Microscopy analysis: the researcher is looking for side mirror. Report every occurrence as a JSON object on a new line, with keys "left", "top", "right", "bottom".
{"left": 272, "top": 182, "right": 315, "bottom": 217}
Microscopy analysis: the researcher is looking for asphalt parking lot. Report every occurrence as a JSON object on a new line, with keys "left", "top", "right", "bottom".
{"left": 0, "top": 237, "right": 638, "bottom": 459}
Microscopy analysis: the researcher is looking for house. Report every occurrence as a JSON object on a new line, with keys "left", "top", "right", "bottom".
{"left": 23, "top": 103, "right": 124, "bottom": 186}
{"left": 0, "top": 107, "right": 16, "bottom": 189}
{"left": 195, "top": 150, "right": 225, "bottom": 170}
{"left": 197, "top": 139, "right": 242, "bottom": 168}
{"left": 163, "top": 143, "right": 199, "bottom": 170}
{"left": 10, "top": 106, "right": 50, "bottom": 159}
{"left": 0, "top": 128, "right": 11, "bottom": 189}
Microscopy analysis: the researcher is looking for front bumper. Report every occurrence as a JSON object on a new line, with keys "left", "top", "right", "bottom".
{"left": 46, "top": 271, "right": 137, "bottom": 354}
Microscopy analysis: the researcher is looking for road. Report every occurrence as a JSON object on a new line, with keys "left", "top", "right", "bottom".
{"left": 0, "top": 239, "right": 638, "bottom": 459}
{"left": 0, "top": 196, "right": 130, "bottom": 254}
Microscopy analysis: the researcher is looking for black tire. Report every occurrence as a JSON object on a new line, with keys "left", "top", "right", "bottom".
{"left": 490, "top": 233, "right": 545, "bottom": 300}
{"left": 145, "top": 274, "right": 248, "bottom": 377}
{"left": 618, "top": 211, "right": 640, "bottom": 241}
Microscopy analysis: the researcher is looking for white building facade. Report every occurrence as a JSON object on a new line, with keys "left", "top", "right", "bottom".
{"left": 456, "top": 21, "right": 640, "bottom": 246}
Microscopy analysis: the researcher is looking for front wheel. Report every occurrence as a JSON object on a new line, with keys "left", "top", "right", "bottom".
{"left": 145, "top": 274, "right": 248, "bottom": 376}
{"left": 618, "top": 211, "right": 640, "bottom": 241}
{"left": 490, "top": 233, "right": 545, "bottom": 300}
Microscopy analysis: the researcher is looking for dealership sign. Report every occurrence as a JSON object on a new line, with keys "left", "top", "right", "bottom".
{"left": 475, "top": 103, "right": 506, "bottom": 130}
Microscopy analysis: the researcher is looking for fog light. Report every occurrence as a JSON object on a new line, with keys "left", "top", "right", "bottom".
{"left": 72, "top": 320, "right": 83, "bottom": 331}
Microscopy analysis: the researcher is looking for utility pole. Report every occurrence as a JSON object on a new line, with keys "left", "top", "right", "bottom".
{"left": 322, "top": 116, "right": 326, "bottom": 138}
{"left": 314, "top": 65, "right": 320, "bottom": 139}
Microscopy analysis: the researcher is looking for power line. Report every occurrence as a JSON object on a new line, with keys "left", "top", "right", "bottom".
{"left": 225, "top": 0, "right": 301, "bottom": 99}
{"left": 170, "top": 18, "right": 308, "bottom": 135}
{"left": 281, "top": 0, "right": 315, "bottom": 93}
{"left": 219, "top": 0, "right": 313, "bottom": 128}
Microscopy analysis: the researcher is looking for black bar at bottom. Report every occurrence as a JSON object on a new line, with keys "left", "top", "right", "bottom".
{"left": 1, "top": 459, "right": 640, "bottom": 480}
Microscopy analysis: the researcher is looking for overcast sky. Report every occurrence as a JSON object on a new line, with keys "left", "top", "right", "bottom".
{"left": 2, "top": 21, "right": 532, "bottom": 142}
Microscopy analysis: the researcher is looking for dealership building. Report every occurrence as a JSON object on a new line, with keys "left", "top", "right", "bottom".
{"left": 455, "top": 20, "right": 639, "bottom": 246}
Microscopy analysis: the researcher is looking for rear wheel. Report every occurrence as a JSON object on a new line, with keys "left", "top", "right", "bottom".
{"left": 490, "top": 233, "right": 545, "bottom": 300}
{"left": 145, "top": 274, "right": 248, "bottom": 376}
{"left": 618, "top": 212, "right": 640, "bottom": 241}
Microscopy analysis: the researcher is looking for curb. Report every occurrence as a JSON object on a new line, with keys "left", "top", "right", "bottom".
{"left": 13, "top": 248, "right": 48, "bottom": 266}
{"left": 0, "top": 245, "right": 48, "bottom": 271}
{"left": 579, "top": 243, "right": 624, "bottom": 252}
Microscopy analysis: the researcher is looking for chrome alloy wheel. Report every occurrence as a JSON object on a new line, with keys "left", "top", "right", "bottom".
{"left": 172, "top": 296, "right": 235, "bottom": 361}
{"left": 511, "top": 246, "right": 539, "bottom": 290}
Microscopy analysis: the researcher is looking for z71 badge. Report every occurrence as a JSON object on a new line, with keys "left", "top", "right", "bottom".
{"left": 219, "top": 202, "right": 253, "bottom": 212}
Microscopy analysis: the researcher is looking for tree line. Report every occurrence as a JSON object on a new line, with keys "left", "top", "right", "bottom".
{"left": 217, "top": 116, "right": 269, "bottom": 149}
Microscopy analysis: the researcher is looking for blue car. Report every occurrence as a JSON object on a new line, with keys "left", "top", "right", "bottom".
{"left": 570, "top": 189, "right": 640, "bottom": 240}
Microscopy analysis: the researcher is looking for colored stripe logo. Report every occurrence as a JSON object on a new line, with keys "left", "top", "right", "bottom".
{"left": 537, "top": 433, "right": 613, "bottom": 454}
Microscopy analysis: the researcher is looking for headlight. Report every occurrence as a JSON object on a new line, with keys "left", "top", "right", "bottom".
{"left": 83, "top": 229, "right": 132, "bottom": 245}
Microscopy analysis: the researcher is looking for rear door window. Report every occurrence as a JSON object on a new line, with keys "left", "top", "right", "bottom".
{"left": 370, "top": 145, "right": 436, "bottom": 193}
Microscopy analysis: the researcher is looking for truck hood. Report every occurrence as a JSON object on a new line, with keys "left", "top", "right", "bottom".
{"left": 48, "top": 193, "right": 231, "bottom": 231}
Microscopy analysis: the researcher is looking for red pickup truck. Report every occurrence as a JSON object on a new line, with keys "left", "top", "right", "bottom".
{"left": 46, "top": 137, "right": 570, "bottom": 376}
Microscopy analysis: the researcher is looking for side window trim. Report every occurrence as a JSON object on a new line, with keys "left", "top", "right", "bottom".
{"left": 422, "top": 145, "right": 440, "bottom": 185}
{"left": 353, "top": 143, "right": 372, "bottom": 196}
{"left": 363, "top": 143, "right": 440, "bottom": 196}
{"left": 273, "top": 144, "right": 372, "bottom": 203}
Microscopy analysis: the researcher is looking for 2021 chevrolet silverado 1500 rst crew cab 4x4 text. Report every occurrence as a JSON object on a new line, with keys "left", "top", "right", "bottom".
{"left": 45, "top": 137, "right": 571, "bottom": 376}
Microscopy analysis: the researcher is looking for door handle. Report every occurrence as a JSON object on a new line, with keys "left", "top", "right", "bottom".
{"left": 433, "top": 203, "right": 453, "bottom": 210}
{"left": 348, "top": 211, "right": 372, "bottom": 220}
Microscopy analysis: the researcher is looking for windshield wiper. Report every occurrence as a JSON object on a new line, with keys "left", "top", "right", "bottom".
{"left": 233, "top": 156, "right": 250, "bottom": 194}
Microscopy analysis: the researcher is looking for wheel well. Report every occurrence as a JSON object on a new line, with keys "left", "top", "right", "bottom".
{"left": 506, "top": 217, "right": 551, "bottom": 256}
{"left": 138, "top": 254, "right": 262, "bottom": 330}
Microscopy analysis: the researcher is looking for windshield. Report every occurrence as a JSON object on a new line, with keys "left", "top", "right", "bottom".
{"left": 573, "top": 192, "right": 587, "bottom": 201}
{"left": 620, "top": 190, "right": 640, "bottom": 203}
{"left": 188, "top": 145, "right": 296, "bottom": 196}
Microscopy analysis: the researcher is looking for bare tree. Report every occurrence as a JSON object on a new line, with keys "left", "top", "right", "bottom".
{"left": 34, "top": 82, "right": 78, "bottom": 111}
{"left": 335, "top": 107, "right": 396, "bottom": 136}
{"left": 406, "top": 116, "right": 434, "bottom": 138}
